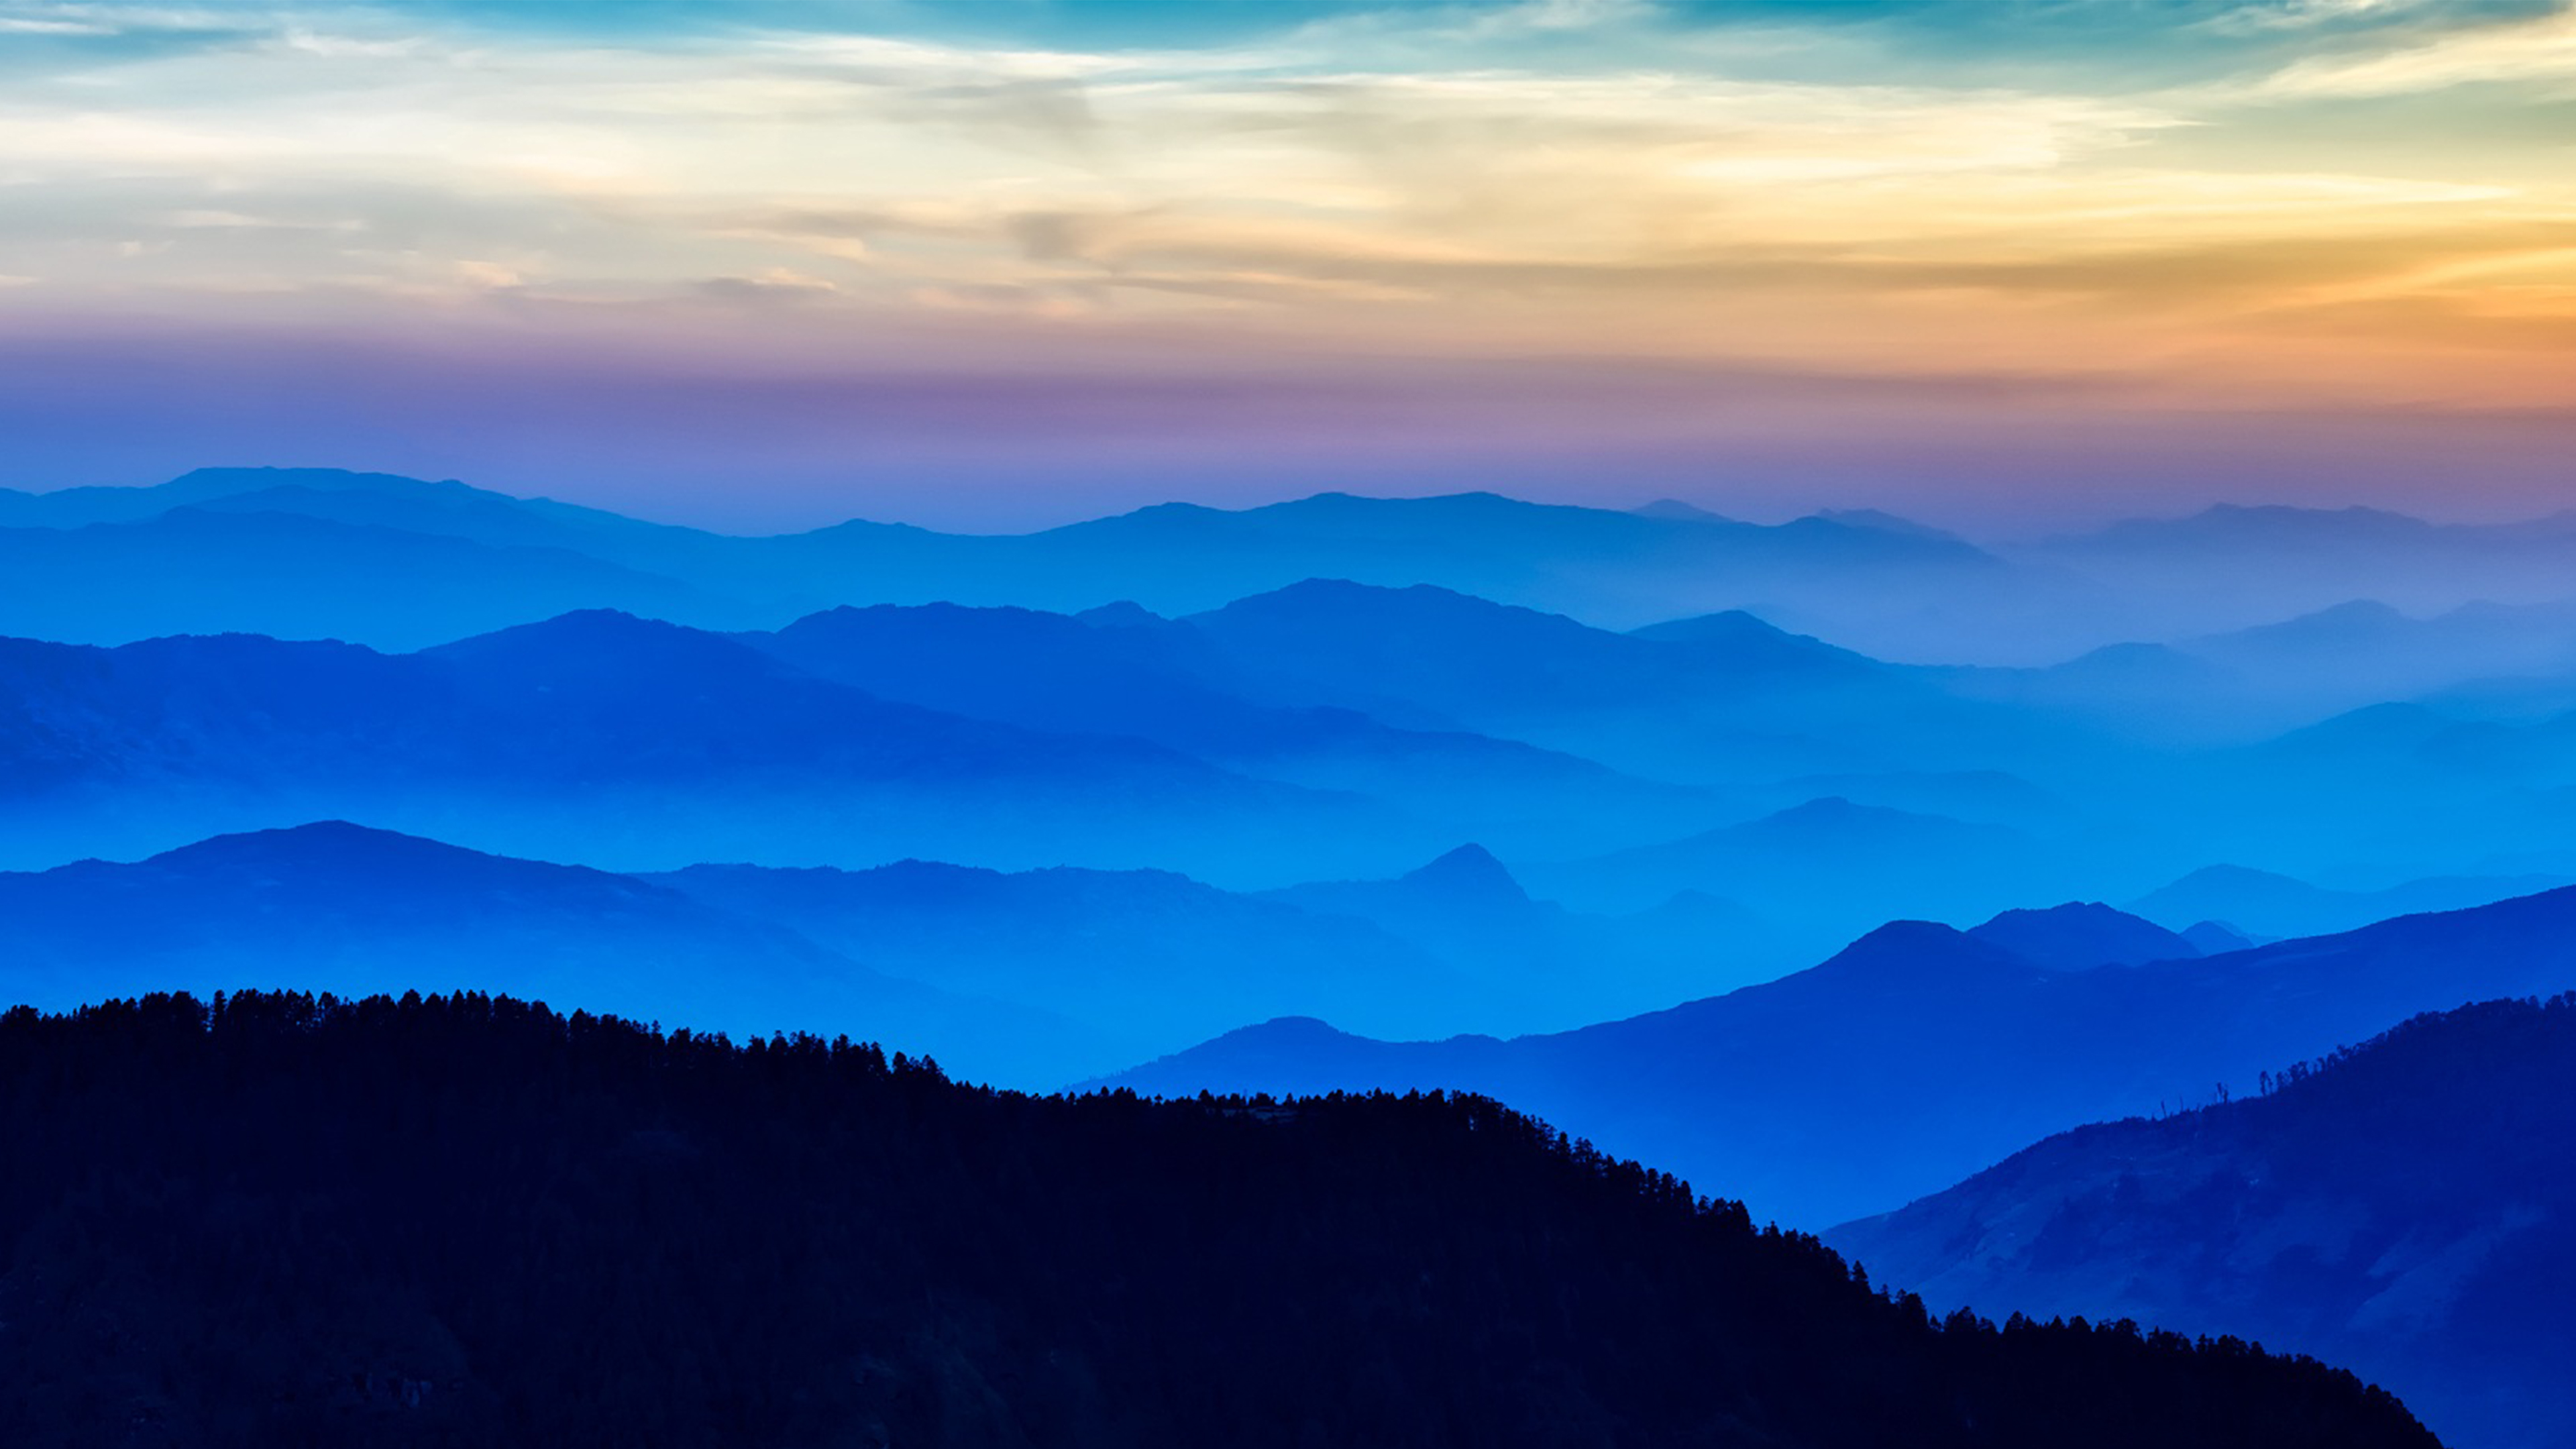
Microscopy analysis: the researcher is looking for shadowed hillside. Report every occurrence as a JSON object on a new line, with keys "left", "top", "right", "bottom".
{"left": 1832, "top": 994, "right": 2576, "bottom": 1449}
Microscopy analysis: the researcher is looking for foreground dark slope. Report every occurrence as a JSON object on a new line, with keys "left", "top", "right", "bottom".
{"left": 1831, "top": 996, "right": 2576, "bottom": 1449}
{"left": 1104, "top": 886, "right": 2576, "bottom": 1226}
{"left": 0, "top": 991, "right": 2434, "bottom": 1449}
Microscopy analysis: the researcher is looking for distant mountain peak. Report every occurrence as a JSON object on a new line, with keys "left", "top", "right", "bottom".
{"left": 163, "top": 466, "right": 474, "bottom": 498}
{"left": 130, "top": 821, "right": 647, "bottom": 898}
{"left": 423, "top": 608, "right": 776, "bottom": 670}
{"left": 1193, "top": 577, "right": 1573, "bottom": 636}
{"left": 451, "top": 605, "right": 661, "bottom": 639}
{"left": 1806, "top": 919, "right": 2039, "bottom": 985}
{"left": 149, "top": 819, "right": 462, "bottom": 864}
{"left": 1762, "top": 795, "right": 1874, "bottom": 825}
{"left": 2070, "top": 502, "right": 2435, "bottom": 547}
{"left": 1809, "top": 508, "right": 1961, "bottom": 543}
{"left": 1235, "top": 1014, "right": 1346, "bottom": 1038}
{"left": 1075, "top": 600, "right": 1169, "bottom": 629}
{"left": 1631, "top": 498, "right": 1733, "bottom": 523}
{"left": 2180, "top": 920, "right": 2259, "bottom": 954}
{"left": 1397, "top": 843, "right": 1529, "bottom": 903}
{"left": 1623, "top": 610, "right": 1866, "bottom": 669}
{"left": 1966, "top": 901, "right": 2200, "bottom": 971}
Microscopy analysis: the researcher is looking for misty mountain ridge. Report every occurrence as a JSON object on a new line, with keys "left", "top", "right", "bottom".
{"left": 742, "top": 596, "right": 1718, "bottom": 857}
{"left": 0, "top": 468, "right": 2031, "bottom": 657}
{"left": 1102, "top": 879, "right": 2576, "bottom": 1226}
{"left": 21, "top": 466, "right": 2575, "bottom": 670}
{"left": 0, "top": 613, "right": 1439, "bottom": 884}
{"left": 0, "top": 820, "right": 1093, "bottom": 1085}
{"left": 2127, "top": 862, "right": 2575, "bottom": 941}
{"left": 1529, "top": 796, "right": 2075, "bottom": 936}
{"left": 0, "top": 818, "right": 1799, "bottom": 1083}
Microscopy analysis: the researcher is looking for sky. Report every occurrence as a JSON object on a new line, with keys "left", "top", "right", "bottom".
{"left": 2, "top": 0, "right": 2573, "bottom": 531}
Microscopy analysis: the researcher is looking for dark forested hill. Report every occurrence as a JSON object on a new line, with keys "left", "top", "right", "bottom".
{"left": 1830, "top": 994, "right": 2576, "bottom": 1449}
{"left": 0, "top": 990, "right": 2434, "bottom": 1449}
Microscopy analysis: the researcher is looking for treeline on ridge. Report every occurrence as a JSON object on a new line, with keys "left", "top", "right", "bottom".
{"left": 0, "top": 989, "right": 2436, "bottom": 1448}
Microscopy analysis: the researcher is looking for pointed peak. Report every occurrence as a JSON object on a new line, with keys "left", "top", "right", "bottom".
{"left": 1399, "top": 843, "right": 1528, "bottom": 902}
{"left": 2180, "top": 920, "right": 2261, "bottom": 954}
{"left": 1075, "top": 600, "right": 1171, "bottom": 629}
{"left": 1813, "top": 920, "right": 2027, "bottom": 978}
{"left": 425, "top": 610, "right": 764, "bottom": 668}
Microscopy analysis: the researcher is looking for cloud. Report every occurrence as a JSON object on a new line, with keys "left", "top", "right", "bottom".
{"left": 2198, "top": 0, "right": 2443, "bottom": 35}
{"left": 694, "top": 267, "right": 841, "bottom": 303}
{"left": 0, "top": 0, "right": 2565, "bottom": 429}
{"left": 2257, "top": 2, "right": 2576, "bottom": 94}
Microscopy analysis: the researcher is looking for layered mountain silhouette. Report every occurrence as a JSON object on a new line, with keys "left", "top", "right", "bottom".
{"left": 0, "top": 612, "right": 1423, "bottom": 881}
{"left": 742, "top": 599, "right": 1716, "bottom": 857}
{"left": 2130, "top": 863, "right": 2573, "bottom": 941}
{"left": 0, "top": 822, "right": 1088, "bottom": 1085}
{"left": 1832, "top": 994, "right": 2576, "bottom": 1449}
{"left": 1102, "top": 884, "right": 2576, "bottom": 1226}
{"left": 1172, "top": 579, "right": 2033, "bottom": 785}
{"left": 644, "top": 855, "right": 1521, "bottom": 1051}
{"left": 1256, "top": 845, "right": 1782, "bottom": 1021}
{"left": 25, "top": 465, "right": 2576, "bottom": 1444}
{"left": 31, "top": 470, "right": 2576, "bottom": 906}
{"left": 0, "top": 508, "right": 737, "bottom": 651}
{"left": 21, "top": 467, "right": 2576, "bottom": 671}
{"left": 1529, "top": 796, "right": 2076, "bottom": 934}
{"left": 0, "top": 468, "right": 2026, "bottom": 654}
{"left": 0, "top": 822, "right": 1782, "bottom": 1084}
{"left": 2028, "top": 504, "right": 2576, "bottom": 633}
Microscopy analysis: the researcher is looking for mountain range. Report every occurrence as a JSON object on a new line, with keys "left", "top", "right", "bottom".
{"left": 0, "top": 821, "right": 1099, "bottom": 1086}
{"left": 20, "top": 468, "right": 2576, "bottom": 669}
{"left": 0, "top": 821, "right": 1799, "bottom": 1085}
{"left": 1101, "top": 886, "right": 2576, "bottom": 1227}
{"left": 23, "top": 465, "right": 2576, "bottom": 1444}
{"left": 0, "top": 468, "right": 2012, "bottom": 655}
{"left": 0, "top": 610, "right": 1430, "bottom": 884}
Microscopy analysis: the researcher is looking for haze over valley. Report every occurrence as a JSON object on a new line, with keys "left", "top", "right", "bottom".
{"left": 12, "top": 467, "right": 2576, "bottom": 1447}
